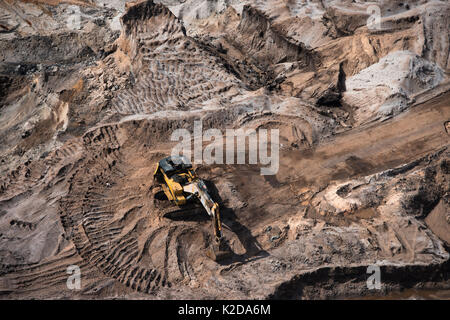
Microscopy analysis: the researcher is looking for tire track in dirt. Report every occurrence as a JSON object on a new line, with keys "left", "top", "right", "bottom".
{"left": 0, "top": 246, "right": 89, "bottom": 296}
{"left": 58, "top": 119, "right": 220, "bottom": 294}
{"left": 2, "top": 92, "right": 448, "bottom": 296}
{"left": 109, "top": 0, "right": 241, "bottom": 118}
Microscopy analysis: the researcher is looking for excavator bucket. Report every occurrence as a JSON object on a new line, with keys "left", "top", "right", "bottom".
{"left": 206, "top": 240, "right": 232, "bottom": 262}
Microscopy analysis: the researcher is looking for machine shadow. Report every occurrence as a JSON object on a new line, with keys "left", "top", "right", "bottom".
{"left": 204, "top": 180, "right": 269, "bottom": 266}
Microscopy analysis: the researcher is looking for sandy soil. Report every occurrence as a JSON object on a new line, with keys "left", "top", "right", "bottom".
{"left": 0, "top": 0, "right": 449, "bottom": 299}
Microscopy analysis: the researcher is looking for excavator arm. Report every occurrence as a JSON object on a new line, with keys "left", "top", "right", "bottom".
{"left": 182, "top": 180, "right": 231, "bottom": 261}
{"left": 183, "top": 180, "right": 223, "bottom": 242}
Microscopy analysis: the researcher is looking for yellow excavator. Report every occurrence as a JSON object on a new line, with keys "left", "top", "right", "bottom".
{"left": 153, "top": 155, "right": 231, "bottom": 261}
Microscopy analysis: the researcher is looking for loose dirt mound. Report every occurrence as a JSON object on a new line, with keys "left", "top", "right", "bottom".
{"left": 343, "top": 51, "right": 445, "bottom": 124}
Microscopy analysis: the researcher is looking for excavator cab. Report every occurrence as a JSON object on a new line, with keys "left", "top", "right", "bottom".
{"left": 153, "top": 155, "right": 232, "bottom": 262}
{"left": 153, "top": 155, "right": 195, "bottom": 205}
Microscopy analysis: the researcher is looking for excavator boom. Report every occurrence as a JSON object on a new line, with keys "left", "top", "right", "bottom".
{"left": 183, "top": 180, "right": 222, "bottom": 242}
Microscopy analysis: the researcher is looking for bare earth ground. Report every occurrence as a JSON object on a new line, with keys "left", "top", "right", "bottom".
{"left": 0, "top": 0, "right": 449, "bottom": 299}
